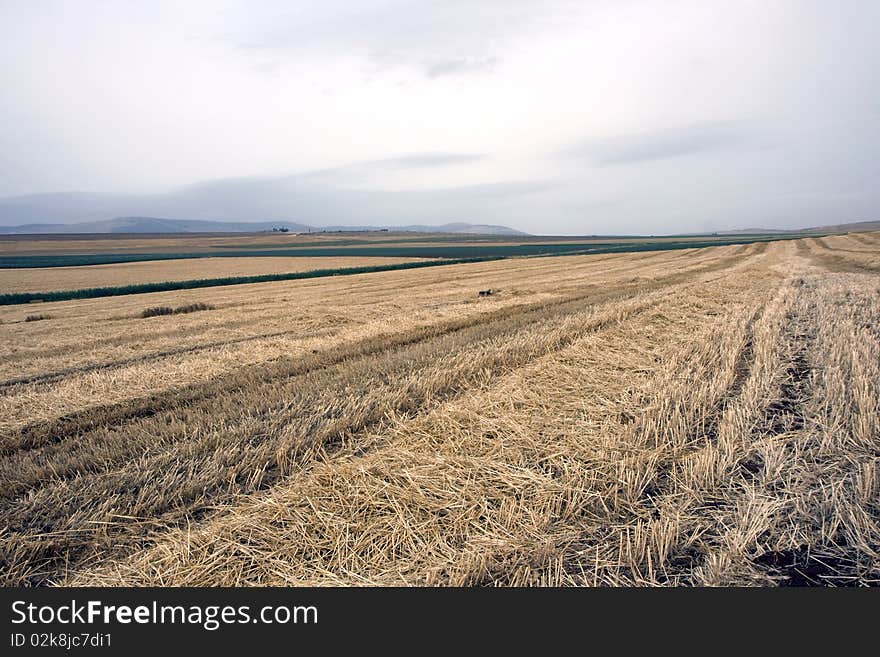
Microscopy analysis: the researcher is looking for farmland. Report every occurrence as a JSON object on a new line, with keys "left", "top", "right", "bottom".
{"left": 0, "top": 231, "right": 801, "bottom": 269}
{"left": 0, "top": 231, "right": 805, "bottom": 304}
{"left": 0, "top": 256, "right": 429, "bottom": 294}
{"left": 0, "top": 232, "right": 878, "bottom": 586}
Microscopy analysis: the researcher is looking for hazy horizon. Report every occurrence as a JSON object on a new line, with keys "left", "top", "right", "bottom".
{"left": 2, "top": 1, "right": 878, "bottom": 235}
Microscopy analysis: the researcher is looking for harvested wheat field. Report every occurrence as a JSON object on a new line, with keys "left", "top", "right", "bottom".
{"left": 0, "top": 255, "right": 429, "bottom": 293}
{"left": 1, "top": 234, "right": 878, "bottom": 586}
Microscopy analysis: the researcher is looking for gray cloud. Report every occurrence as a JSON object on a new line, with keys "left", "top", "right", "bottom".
{"left": 1, "top": 1, "right": 879, "bottom": 234}
{"left": 424, "top": 57, "right": 498, "bottom": 78}
{"left": 296, "top": 153, "right": 487, "bottom": 186}
{"left": 0, "top": 173, "right": 553, "bottom": 230}
{"left": 231, "top": 1, "right": 579, "bottom": 78}
{"left": 375, "top": 153, "right": 487, "bottom": 168}
{"left": 569, "top": 122, "right": 764, "bottom": 166}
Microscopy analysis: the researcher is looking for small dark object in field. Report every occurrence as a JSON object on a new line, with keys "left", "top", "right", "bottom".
{"left": 141, "top": 306, "right": 174, "bottom": 318}
{"left": 141, "top": 302, "right": 214, "bottom": 318}
{"left": 25, "top": 314, "right": 51, "bottom": 322}
{"left": 174, "top": 303, "right": 215, "bottom": 314}
{"left": 478, "top": 289, "right": 493, "bottom": 297}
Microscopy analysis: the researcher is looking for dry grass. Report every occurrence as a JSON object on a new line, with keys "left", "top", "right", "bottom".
{"left": 0, "top": 256, "right": 428, "bottom": 293}
{"left": 797, "top": 232, "right": 880, "bottom": 273}
{"left": 0, "top": 236, "right": 877, "bottom": 586}
{"left": 0, "top": 245, "right": 742, "bottom": 435}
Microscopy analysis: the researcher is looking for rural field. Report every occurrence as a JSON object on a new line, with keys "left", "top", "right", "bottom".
{"left": 0, "top": 232, "right": 878, "bottom": 586}
{"left": 0, "top": 255, "right": 429, "bottom": 293}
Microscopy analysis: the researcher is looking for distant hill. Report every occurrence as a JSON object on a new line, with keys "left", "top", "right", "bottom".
{"left": 0, "top": 217, "right": 311, "bottom": 234}
{"left": 0, "top": 216, "right": 526, "bottom": 236}
{"left": 716, "top": 220, "right": 880, "bottom": 235}
{"left": 799, "top": 220, "right": 880, "bottom": 233}
{"left": 0, "top": 186, "right": 533, "bottom": 235}
{"left": 408, "top": 222, "right": 526, "bottom": 235}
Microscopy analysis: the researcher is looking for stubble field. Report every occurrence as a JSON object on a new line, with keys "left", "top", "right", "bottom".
{"left": 1, "top": 232, "right": 878, "bottom": 586}
{"left": 0, "top": 256, "right": 428, "bottom": 293}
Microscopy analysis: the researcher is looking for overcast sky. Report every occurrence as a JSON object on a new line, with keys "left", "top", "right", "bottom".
{"left": 1, "top": 0, "right": 878, "bottom": 234}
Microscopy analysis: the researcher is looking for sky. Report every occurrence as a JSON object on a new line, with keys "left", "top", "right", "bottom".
{"left": 1, "top": 0, "right": 878, "bottom": 234}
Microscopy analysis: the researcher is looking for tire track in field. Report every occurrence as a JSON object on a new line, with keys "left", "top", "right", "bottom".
{"left": 704, "top": 283, "right": 875, "bottom": 586}
{"left": 664, "top": 292, "right": 808, "bottom": 584}
{"left": 670, "top": 281, "right": 839, "bottom": 585}
{"left": 549, "top": 285, "right": 783, "bottom": 585}
{"left": 613, "top": 296, "right": 770, "bottom": 506}
{"left": 557, "top": 277, "right": 823, "bottom": 586}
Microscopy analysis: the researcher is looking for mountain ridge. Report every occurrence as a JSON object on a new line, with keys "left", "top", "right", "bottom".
{"left": 712, "top": 220, "right": 880, "bottom": 235}
{"left": 0, "top": 216, "right": 527, "bottom": 236}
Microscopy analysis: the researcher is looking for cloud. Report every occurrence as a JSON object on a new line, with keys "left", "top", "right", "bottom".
{"left": 228, "top": 1, "right": 579, "bottom": 79}
{"left": 3, "top": 2, "right": 879, "bottom": 234}
{"left": 295, "top": 152, "right": 488, "bottom": 187}
{"left": 415, "top": 178, "right": 557, "bottom": 200}
{"left": 568, "top": 122, "right": 764, "bottom": 166}
{"left": 0, "top": 173, "right": 554, "bottom": 229}
{"left": 249, "top": 60, "right": 282, "bottom": 76}
{"left": 376, "top": 153, "right": 487, "bottom": 167}
{"left": 424, "top": 57, "right": 499, "bottom": 78}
